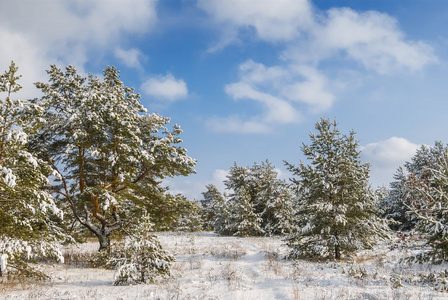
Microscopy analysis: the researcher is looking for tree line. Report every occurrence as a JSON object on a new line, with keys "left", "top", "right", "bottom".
{"left": 198, "top": 120, "right": 448, "bottom": 263}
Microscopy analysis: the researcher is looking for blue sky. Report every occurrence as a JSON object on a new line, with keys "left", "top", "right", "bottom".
{"left": 1, "top": 0, "right": 447, "bottom": 200}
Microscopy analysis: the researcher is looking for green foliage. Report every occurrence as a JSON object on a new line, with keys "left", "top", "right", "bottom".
{"left": 200, "top": 184, "right": 223, "bottom": 231}
{"left": 169, "top": 196, "right": 203, "bottom": 232}
{"left": 106, "top": 214, "right": 174, "bottom": 285}
{"left": 29, "top": 64, "right": 196, "bottom": 251}
{"left": 0, "top": 62, "right": 65, "bottom": 280}
{"left": 285, "top": 118, "right": 390, "bottom": 260}
{"left": 405, "top": 148, "right": 448, "bottom": 262}
{"left": 381, "top": 142, "right": 448, "bottom": 231}
{"left": 207, "top": 160, "right": 295, "bottom": 237}
{"left": 231, "top": 187, "right": 264, "bottom": 237}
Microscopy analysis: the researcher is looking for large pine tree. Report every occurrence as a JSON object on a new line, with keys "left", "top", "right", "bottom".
{"left": 28, "top": 65, "right": 196, "bottom": 252}
{"left": 285, "top": 118, "right": 390, "bottom": 260}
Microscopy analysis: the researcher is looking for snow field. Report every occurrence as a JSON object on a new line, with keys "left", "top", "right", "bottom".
{"left": 0, "top": 232, "right": 447, "bottom": 299}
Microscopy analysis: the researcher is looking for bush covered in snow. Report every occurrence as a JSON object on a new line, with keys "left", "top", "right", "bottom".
{"left": 106, "top": 215, "right": 174, "bottom": 285}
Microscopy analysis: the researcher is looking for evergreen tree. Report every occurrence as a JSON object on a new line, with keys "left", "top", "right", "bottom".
{"left": 261, "top": 180, "right": 295, "bottom": 236}
{"left": 382, "top": 142, "right": 447, "bottom": 231}
{"left": 285, "top": 118, "right": 390, "bottom": 260}
{"left": 28, "top": 65, "right": 196, "bottom": 252}
{"left": 0, "top": 62, "right": 65, "bottom": 279}
{"left": 231, "top": 187, "right": 264, "bottom": 237}
{"left": 222, "top": 160, "right": 295, "bottom": 236}
{"left": 200, "top": 184, "right": 223, "bottom": 231}
{"left": 106, "top": 213, "right": 174, "bottom": 285}
{"left": 403, "top": 147, "right": 448, "bottom": 262}
{"left": 170, "top": 195, "right": 203, "bottom": 232}
{"left": 211, "top": 190, "right": 233, "bottom": 236}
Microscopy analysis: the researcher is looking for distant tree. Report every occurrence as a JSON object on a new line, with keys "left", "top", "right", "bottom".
{"left": 28, "top": 65, "right": 196, "bottom": 252}
{"left": 170, "top": 195, "right": 203, "bottom": 232}
{"left": 200, "top": 184, "right": 224, "bottom": 231}
{"left": 381, "top": 142, "right": 447, "bottom": 232}
{"left": 285, "top": 118, "right": 390, "bottom": 260}
{"left": 0, "top": 62, "right": 65, "bottom": 279}
{"left": 220, "top": 160, "right": 295, "bottom": 236}
{"left": 261, "top": 180, "right": 295, "bottom": 236}
{"left": 231, "top": 187, "right": 264, "bottom": 237}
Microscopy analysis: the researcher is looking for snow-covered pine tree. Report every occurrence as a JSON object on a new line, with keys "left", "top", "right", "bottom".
{"left": 403, "top": 146, "right": 448, "bottom": 263}
{"left": 210, "top": 189, "right": 233, "bottom": 236}
{"left": 250, "top": 161, "right": 279, "bottom": 229}
{"left": 231, "top": 187, "right": 264, "bottom": 237}
{"left": 261, "top": 179, "right": 295, "bottom": 236}
{"left": 28, "top": 65, "right": 196, "bottom": 252}
{"left": 200, "top": 184, "right": 224, "bottom": 231}
{"left": 285, "top": 118, "right": 390, "bottom": 260}
{"left": 382, "top": 142, "right": 447, "bottom": 231}
{"left": 222, "top": 160, "right": 295, "bottom": 236}
{"left": 0, "top": 62, "right": 65, "bottom": 279}
{"left": 169, "top": 195, "right": 203, "bottom": 232}
{"left": 107, "top": 213, "right": 174, "bottom": 285}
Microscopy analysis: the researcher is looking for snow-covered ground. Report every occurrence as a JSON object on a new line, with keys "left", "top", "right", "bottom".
{"left": 1, "top": 232, "right": 447, "bottom": 299}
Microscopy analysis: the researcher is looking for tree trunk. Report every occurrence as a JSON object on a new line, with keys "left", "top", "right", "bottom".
{"left": 96, "top": 230, "right": 111, "bottom": 252}
{"left": 335, "top": 245, "right": 341, "bottom": 260}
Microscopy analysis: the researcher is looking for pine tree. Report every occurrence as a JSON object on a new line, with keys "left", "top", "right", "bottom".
{"left": 200, "top": 184, "right": 224, "bottom": 231}
{"left": 28, "top": 65, "right": 196, "bottom": 252}
{"left": 210, "top": 189, "right": 233, "bottom": 236}
{"left": 403, "top": 147, "right": 448, "bottom": 262}
{"left": 106, "top": 213, "right": 174, "bottom": 285}
{"left": 170, "top": 195, "right": 203, "bottom": 232}
{"left": 285, "top": 118, "right": 390, "bottom": 260}
{"left": 222, "top": 160, "right": 295, "bottom": 236}
{"left": 231, "top": 187, "right": 264, "bottom": 237}
{"left": 382, "top": 142, "right": 447, "bottom": 231}
{"left": 262, "top": 180, "right": 295, "bottom": 236}
{"left": 0, "top": 62, "right": 65, "bottom": 279}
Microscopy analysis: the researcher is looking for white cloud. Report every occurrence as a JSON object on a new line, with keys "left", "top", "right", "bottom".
{"left": 209, "top": 60, "right": 334, "bottom": 133}
{"left": 0, "top": 0, "right": 158, "bottom": 98}
{"left": 210, "top": 169, "right": 229, "bottom": 194}
{"left": 197, "top": 0, "right": 313, "bottom": 47}
{"left": 199, "top": 0, "right": 435, "bottom": 74}
{"left": 282, "top": 8, "right": 437, "bottom": 73}
{"left": 361, "top": 137, "right": 421, "bottom": 187}
{"left": 225, "top": 82, "right": 302, "bottom": 124}
{"left": 200, "top": 2, "right": 436, "bottom": 134}
{"left": 281, "top": 65, "right": 335, "bottom": 112}
{"left": 114, "top": 47, "right": 145, "bottom": 69}
{"left": 318, "top": 8, "right": 436, "bottom": 73}
{"left": 206, "top": 115, "right": 271, "bottom": 134}
{"left": 141, "top": 73, "right": 188, "bottom": 101}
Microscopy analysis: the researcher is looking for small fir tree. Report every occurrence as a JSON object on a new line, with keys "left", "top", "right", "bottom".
{"left": 211, "top": 190, "right": 233, "bottom": 236}
{"left": 107, "top": 213, "right": 174, "bottom": 285}
{"left": 285, "top": 118, "right": 390, "bottom": 260}
{"left": 170, "top": 195, "right": 203, "bottom": 232}
{"left": 262, "top": 180, "right": 295, "bottom": 236}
